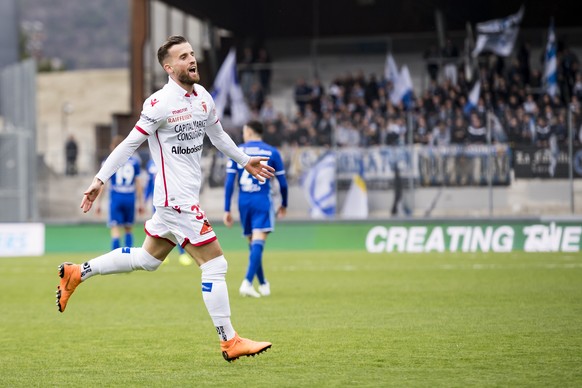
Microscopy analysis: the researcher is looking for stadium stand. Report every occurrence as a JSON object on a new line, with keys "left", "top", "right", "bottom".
{"left": 230, "top": 43, "right": 581, "bottom": 150}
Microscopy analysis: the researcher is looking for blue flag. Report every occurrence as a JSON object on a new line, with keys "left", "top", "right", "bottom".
{"left": 301, "top": 152, "right": 336, "bottom": 219}
{"left": 210, "top": 48, "right": 250, "bottom": 126}
{"left": 544, "top": 20, "right": 558, "bottom": 97}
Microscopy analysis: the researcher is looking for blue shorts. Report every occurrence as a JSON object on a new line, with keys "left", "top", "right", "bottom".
{"left": 239, "top": 201, "right": 274, "bottom": 237}
{"left": 108, "top": 193, "right": 135, "bottom": 227}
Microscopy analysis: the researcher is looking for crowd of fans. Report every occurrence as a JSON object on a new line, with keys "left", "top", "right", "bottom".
{"left": 234, "top": 41, "right": 582, "bottom": 151}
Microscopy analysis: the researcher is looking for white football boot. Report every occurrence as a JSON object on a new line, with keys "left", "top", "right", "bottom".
{"left": 239, "top": 279, "right": 261, "bottom": 298}
{"left": 258, "top": 281, "right": 271, "bottom": 296}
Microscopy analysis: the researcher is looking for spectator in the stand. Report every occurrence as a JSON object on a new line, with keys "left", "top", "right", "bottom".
{"left": 328, "top": 77, "right": 343, "bottom": 107}
{"left": 383, "top": 117, "right": 405, "bottom": 145}
{"left": 359, "top": 116, "right": 376, "bottom": 147}
{"left": 316, "top": 110, "right": 334, "bottom": 146}
{"left": 365, "top": 74, "right": 380, "bottom": 106}
{"left": 262, "top": 122, "right": 282, "bottom": 148}
{"left": 424, "top": 44, "right": 440, "bottom": 82}
{"left": 248, "top": 82, "right": 265, "bottom": 112}
{"left": 442, "top": 98, "right": 455, "bottom": 123}
{"left": 451, "top": 116, "right": 467, "bottom": 144}
{"left": 427, "top": 78, "right": 446, "bottom": 100}
{"left": 414, "top": 115, "right": 431, "bottom": 144}
{"left": 495, "top": 95, "right": 508, "bottom": 119}
{"left": 570, "top": 95, "right": 581, "bottom": 117}
{"left": 65, "top": 134, "right": 79, "bottom": 176}
{"left": 295, "top": 118, "right": 317, "bottom": 146}
{"left": 520, "top": 112, "right": 535, "bottom": 144}
{"left": 506, "top": 116, "right": 522, "bottom": 145}
{"left": 543, "top": 104, "right": 555, "bottom": 124}
{"left": 523, "top": 94, "right": 539, "bottom": 115}
{"left": 493, "top": 76, "right": 509, "bottom": 103}
{"left": 431, "top": 120, "right": 451, "bottom": 146}
{"left": 239, "top": 46, "right": 255, "bottom": 100}
{"left": 341, "top": 72, "right": 355, "bottom": 104}
{"left": 310, "top": 78, "right": 325, "bottom": 114}
{"left": 376, "top": 87, "right": 388, "bottom": 111}
{"left": 534, "top": 116, "right": 553, "bottom": 148}
{"left": 259, "top": 99, "right": 277, "bottom": 123}
{"left": 442, "top": 38, "right": 459, "bottom": 85}
{"left": 573, "top": 73, "right": 582, "bottom": 101}
{"left": 284, "top": 121, "right": 300, "bottom": 147}
{"left": 294, "top": 77, "right": 312, "bottom": 115}
{"left": 467, "top": 113, "right": 487, "bottom": 144}
{"left": 256, "top": 48, "right": 272, "bottom": 95}
{"left": 508, "top": 94, "right": 521, "bottom": 110}
{"left": 336, "top": 119, "right": 360, "bottom": 147}
{"left": 553, "top": 111, "right": 568, "bottom": 145}
{"left": 560, "top": 46, "right": 579, "bottom": 102}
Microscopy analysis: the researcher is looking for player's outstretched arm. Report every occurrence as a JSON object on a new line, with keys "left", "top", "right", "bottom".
{"left": 245, "top": 156, "right": 275, "bottom": 182}
{"left": 80, "top": 177, "right": 105, "bottom": 213}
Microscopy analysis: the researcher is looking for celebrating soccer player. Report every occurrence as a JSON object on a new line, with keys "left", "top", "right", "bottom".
{"left": 56, "top": 36, "right": 273, "bottom": 362}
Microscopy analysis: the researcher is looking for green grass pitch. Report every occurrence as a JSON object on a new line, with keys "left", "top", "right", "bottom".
{"left": 1, "top": 250, "right": 581, "bottom": 387}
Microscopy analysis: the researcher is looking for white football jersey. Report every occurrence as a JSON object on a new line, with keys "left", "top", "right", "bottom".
{"left": 102, "top": 77, "right": 249, "bottom": 208}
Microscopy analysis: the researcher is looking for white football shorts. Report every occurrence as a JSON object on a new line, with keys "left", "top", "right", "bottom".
{"left": 145, "top": 204, "right": 217, "bottom": 247}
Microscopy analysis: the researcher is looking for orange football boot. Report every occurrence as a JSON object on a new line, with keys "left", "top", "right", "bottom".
{"left": 220, "top": 332, "right": 272, "bottom": 362}
{"left": 56, "top": 262, "right": 82, "bottom": 312}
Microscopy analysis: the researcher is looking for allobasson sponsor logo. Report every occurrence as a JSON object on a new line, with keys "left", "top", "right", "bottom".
{"left": 171, "top": 144, "right": 203, "bottom": 154}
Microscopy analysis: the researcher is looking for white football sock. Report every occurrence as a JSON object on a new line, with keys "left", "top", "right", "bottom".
{"left": 80, "top": 247, "right": 162, "bottom": 281}
{"left": 200, "top": 255, "right": 235, "bottom": 341}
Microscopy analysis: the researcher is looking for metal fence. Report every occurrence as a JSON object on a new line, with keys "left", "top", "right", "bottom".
{"left": 0, "top": 59, "right": 38, "bottom": 221}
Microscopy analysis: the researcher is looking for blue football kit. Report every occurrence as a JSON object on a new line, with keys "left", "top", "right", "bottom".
{"left": 224, "top": 141, "right": 288, "bottom": 236}
{"left": 108, "top": 155, "right": 141, "bottom": 228}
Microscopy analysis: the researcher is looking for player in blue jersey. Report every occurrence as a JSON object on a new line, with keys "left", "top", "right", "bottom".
{"left": 223, "top": 120, "right": 288, "bottom": 298}
{"left": 144, "top": 158, "right": 193, "bottom": 265}
{"left": 97, "top": 135, "right": 144, "bottom": 250}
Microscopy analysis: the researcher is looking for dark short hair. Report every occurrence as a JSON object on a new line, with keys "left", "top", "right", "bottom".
{"left": 157, "top": 35, "right": 188, "bottom": 67}
{"left": 245, "top": 120, "right": 264, "bottom": 135}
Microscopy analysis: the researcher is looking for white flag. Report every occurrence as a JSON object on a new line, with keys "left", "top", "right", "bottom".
{"left": 472, "top": 6, "right": 524, "bottom": 57}
{"left": 384, "top": 53, "right": 399, "bottom": 83}
{"left": 301, "top": 152, "right": 336, "bottom": 219}
{"left": 210, "top": 48, "right": 251, "bottom": 126}
{"left": 463, "top": 80, "right": 481, "bottom": 115}
{"left": 390, "top": 65, "right": 413, "bottom": 107}
{"left": 341, "top": 174, "right": 368, "bottom": 219}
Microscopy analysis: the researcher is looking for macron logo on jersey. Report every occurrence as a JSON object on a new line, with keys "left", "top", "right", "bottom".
{"left": 150, "top": 98, "right": 159, "bottom": 107}
{"left": 201, "top": 282, "right": 213, "bottom": 292}
{"left": 201, "top": 101, "right": 207, "bottom": 113}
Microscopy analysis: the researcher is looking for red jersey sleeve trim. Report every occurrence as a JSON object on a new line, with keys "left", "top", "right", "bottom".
{"left": 135, "top": 125, "right": 149, "bottom": 135}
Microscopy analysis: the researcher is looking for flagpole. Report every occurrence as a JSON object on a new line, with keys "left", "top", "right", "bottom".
{"left": 486, "top": 110, "right": 493, "bottom": 218}
{"left": 568, "top": 106, "right": 575, "bottom": 213}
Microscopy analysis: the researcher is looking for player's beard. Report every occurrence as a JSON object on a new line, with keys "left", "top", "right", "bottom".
{"left": 177, "top": 69, "right": 199, "bottom": 86}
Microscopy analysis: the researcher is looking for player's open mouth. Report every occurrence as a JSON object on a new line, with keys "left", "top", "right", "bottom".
{"left": 189, "top": 67, "right": 196, "bottom": 74}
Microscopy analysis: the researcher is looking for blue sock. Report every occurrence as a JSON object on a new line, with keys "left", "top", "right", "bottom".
{"left": 124, "top": 233, "right": 133, "bottom": 248}
{"left": 256, "top": 263, "right": 265, "bottom": 285}
{"left": 178, "top": 245, "right": 185, "bottom": 254}
{"left": 112, "top": 237, "right": 120, "bottom": 250}
{"left": 245, "top": 240, "right": 265, "bottom": 283}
